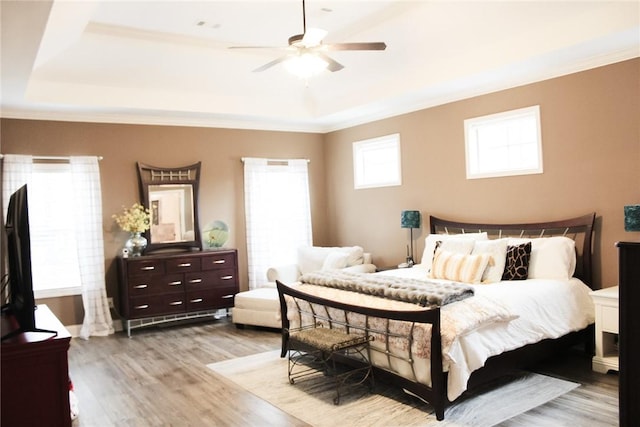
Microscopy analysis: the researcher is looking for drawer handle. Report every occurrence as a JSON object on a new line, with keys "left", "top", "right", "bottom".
{"left": 134, "top": 304, "right": 149, "bottom": 310}
{"left": 221, "top": 275, "right": 234, "bottom": 280}
{"left": 189, "top": 278, "right": 202, "bottom": 284}
{"left": 178, "top": 263, "right": 192, "bottom": 268}
{"left": 213, "top": 260, "right": 226, "bottom": 264}
{"left": 141, "top": 266, "right": 155, "bottom": 271}
{"left": 168, "top": 281, "right": 182, "bottom": 286}
{"left": 222, "top": 294, "right": 234, "bottom": 299}
{"left": 134, "top": 284, "right": 148, "bottom": 289}
{"left": 169, "top": 301, "right": 184, "bottom": 306}
{"left": 190, "top": 298, "right": 203, "bottom": 303}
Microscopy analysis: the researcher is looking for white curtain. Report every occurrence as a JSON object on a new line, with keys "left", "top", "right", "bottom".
{"left": 2, "top": 155, "right": 113, "bottom": 339}
{"left": 70, "top": 157, "right": 114, "bottom": 339}
{"left": 2, "top": 155, "right": 33, "bottom": 215}
{"left": 243, "top": 158, "right": 312, "bottom": 289}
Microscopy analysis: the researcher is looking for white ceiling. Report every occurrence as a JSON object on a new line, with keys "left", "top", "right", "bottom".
{"left": 1, "top": 1, "right": 639, "bottom": 133}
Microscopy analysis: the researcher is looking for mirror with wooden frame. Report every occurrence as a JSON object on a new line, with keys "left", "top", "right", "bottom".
{"left": 137, "top": 162, "right": 202, "bottom": 252}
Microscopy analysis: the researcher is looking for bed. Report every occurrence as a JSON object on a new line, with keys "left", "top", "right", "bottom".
{"left": 276, "top": 213, "right": 596, "bottom": 421}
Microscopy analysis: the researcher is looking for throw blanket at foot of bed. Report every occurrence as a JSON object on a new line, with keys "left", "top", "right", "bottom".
{"left": 300, "top": 270, "right": 473, "bottom": 307}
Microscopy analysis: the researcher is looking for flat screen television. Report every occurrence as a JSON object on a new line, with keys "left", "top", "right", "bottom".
{"left": 2, "top": 184, "right": 55, "bottom": 340}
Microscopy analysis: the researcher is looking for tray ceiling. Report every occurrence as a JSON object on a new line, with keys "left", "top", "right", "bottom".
{"left": 1, "top": 1, "right": 638, "bottom": 133}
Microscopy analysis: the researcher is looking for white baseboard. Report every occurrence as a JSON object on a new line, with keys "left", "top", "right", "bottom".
{"left": 66, "top": 324, "right": 82, "bottom": 338}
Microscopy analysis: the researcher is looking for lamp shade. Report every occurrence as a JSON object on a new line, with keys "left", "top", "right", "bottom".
{"left": 401, "top": 210, "right": 421, "bottom": 229}
{"left": 624, "top": 205, "right": 640, "bottom": 231}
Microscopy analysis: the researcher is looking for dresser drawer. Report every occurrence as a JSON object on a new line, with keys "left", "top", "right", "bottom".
{"left": 128, "top": 295, "right": 164, "bottom": 318}
{"left": 601, "top": 305, "right": 619, "bottom": 333}
{"left": 186, "top": 287, "right": 236, "bottom": 310}
{"left": 165, "top": 257, "right": 201, "bottom": 273}
{"left": 185, "top": 269, "right": 237, "bottom": 290}
{"left": 127, "top": 294, "right": 188, "bottom": 319}
{"left": 126, "top": 259, "right": 165, "bottom": 278}
{"left": 201, "top": 252, "right": 237, "bottom": 271}
{"left": 127, "top": 273, "right": 183, "bottom": 297}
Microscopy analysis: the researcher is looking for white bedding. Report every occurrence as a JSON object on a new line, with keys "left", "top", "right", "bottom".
{"left": 376, "top": 264, "right": 595, "bottom": 399}
{"left": 286, "top": 264, "right": 595, "bottom": 401}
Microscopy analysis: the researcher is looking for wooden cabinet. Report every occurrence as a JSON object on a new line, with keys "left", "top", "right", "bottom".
{"left": 1, "top": 305, "right": 71, "bottom": 427}
{"left": 117, "top": 250, "right": 239, "bottom": 336}
{"left": 617, "top": 241, "right": 640, "bottom": 427}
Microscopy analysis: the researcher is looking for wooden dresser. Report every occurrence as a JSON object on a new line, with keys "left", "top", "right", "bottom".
{"left": 1, "top": 305, "right": 71, "bottom": 427}
{"left": 117, "top": 249, "right": 239, "bottom": 336}
{"left": 617, "top": 241, "right": 639, "bottom": 427}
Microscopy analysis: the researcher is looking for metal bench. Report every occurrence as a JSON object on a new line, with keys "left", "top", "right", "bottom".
{"left": 287, "top": 324, "right": 374, "bottom": 405}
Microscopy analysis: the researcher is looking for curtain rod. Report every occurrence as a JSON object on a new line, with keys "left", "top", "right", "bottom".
{"left": 0, "top": 154, "right": 103, "bottom": 161}
{"left": 241, "top": 157, "right": 309, "bottom": 163}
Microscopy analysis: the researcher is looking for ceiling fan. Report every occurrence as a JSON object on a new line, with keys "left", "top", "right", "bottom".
{"left": 229, "top": 0, "right": 387, "bottom": 74}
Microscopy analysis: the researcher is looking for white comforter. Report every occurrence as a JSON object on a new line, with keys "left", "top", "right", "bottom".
{"left": 287, "top": 264, "right": 595, "bottom": 401}
{"left": 376, "top": 264, "right": 595, "bottom": 399}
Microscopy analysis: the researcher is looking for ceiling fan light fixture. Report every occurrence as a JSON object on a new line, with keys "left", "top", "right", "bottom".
{"left": 283, "top": 52, "right": 328, "bottom": 79}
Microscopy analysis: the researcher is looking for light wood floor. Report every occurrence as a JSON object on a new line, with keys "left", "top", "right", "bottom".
{"left": 68, "top": 316, "right": 619, "bottom": 426}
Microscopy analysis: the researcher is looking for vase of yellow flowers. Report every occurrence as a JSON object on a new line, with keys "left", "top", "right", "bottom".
{"left": 112, "top": 203, "right": 151, "bottom": 256}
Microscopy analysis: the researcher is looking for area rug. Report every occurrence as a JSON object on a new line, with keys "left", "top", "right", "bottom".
{"left": 207, "top": 350, "right": 579, "bottom": 426}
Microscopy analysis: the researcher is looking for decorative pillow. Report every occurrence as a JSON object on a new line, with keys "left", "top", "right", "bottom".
{"left": 430, "top": 249, "right": 491, "bottom": 284}
{"left": 321, "top": 252, "right": 349, "bottom": 270}
{"left": 435, "top": 238, "right": 476, "bottom": 255}
{"left": 507, "top": 237, "right": 576, "bottom": 280}
{"left": 298, "top": 246, "right": 331, "bottom": 274}
{"left": 298, "top": 246, "right": 365, "bottom": 274}
{"left": 471, "top": 238, "right": 509, "bottom": 283}
{"left": 502, "top": 242, "right": 532, "bottom": 281}
{"left": 421, "top": 232, "right": 488, "bottom": 272}
{"left": 337, "top": 246, "right": 365, "bottom": 267}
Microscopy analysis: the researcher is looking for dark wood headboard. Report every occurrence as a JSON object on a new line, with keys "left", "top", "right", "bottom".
{"left": 429, "top": 213, "right": 596, "bottom": 289}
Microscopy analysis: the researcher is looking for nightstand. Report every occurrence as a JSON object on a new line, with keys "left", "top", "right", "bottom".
{"left": 589, "top": 286, "right": 619, "bottom": 373}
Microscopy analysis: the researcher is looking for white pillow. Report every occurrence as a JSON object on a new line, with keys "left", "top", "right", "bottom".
{"left": 472, "top": 238, "right": 509, "bottom": 283}
{"left": 429, "top": 250, "right": 491, "bottom": 284}
{"left": 321, "top": 252, "right": 349, "bottom": 270}
{"left": 297, "top": 246, "right": 365, "bottom": 274}
{"left": 335, "top": 246, "right": 364, "bottom": 267}
{"left": 507, "top": 236, "right": 576, "bottom": 280}
{"left": 421, "top": 232, "right": 489, "bottom": 272}
{"left": 297, "top": 246, "right": 330, "bottom": 274}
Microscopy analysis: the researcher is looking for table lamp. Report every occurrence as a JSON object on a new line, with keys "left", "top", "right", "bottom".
{"left": 401, "top": 210, "right": 421, "bottom": 266}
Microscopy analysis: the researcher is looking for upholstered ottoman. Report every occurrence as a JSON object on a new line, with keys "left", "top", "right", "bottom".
{"left": 232, "top": 287, "right": 281, "bottom": 329}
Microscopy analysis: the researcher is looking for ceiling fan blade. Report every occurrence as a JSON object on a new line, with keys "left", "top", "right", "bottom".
{"left": 325, "top": 42, "right": 387, "bottom": 51}
{"left": 253, "top": 56, "right": 288, "bottom": 72}
{"left": 229, "top": 46, "right": 286, "bottom": 50}
{"left": 317, "top": 53, "right": 344, "bottom": 72}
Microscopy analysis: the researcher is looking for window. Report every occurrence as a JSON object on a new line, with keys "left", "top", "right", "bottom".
{"left": 353, "top": 133, "right": 402, "bottom": 189}
{"left": 29, "top": 163, "right": 82, "bottom": 297}
{"left": 243, "top": 158, "right": 312, "bottom": 289}
{"left": 464, "top": 106, "right": 543, "bottom": 179}
{"left": 3, "top": 154, "right": 112, "bottom": 338}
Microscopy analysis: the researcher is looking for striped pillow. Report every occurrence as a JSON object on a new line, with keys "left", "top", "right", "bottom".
{"left": 430, "top": 249, "right": 491, "bottom": 284}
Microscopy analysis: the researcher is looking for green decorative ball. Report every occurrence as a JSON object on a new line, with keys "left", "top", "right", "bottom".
{"left": 203, "top": 220, "right": 229, "bottom": 248}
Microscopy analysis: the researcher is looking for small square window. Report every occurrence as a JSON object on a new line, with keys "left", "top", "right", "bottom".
{"left": 464, "top": 106, "right": 543, "bottom": 179}
{"left": 353, "top": 133, "right": 402, "bottom": 189}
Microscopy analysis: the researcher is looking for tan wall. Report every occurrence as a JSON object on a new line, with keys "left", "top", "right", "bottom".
{"left": 324, "top": 58, "right": 640, "bottom": 290}
{"left": 2, "top": 58, "right": 638, "bottom": 326}
{"left": 1, "top": 122, "right": 327, "bottom": 325}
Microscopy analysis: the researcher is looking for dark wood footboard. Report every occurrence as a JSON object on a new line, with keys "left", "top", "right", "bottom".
{"left": 276, "top": 279, "right": 447, "bottom": 421}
